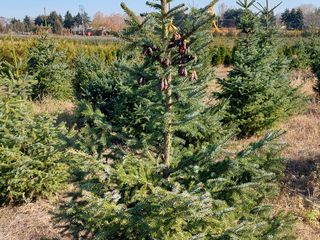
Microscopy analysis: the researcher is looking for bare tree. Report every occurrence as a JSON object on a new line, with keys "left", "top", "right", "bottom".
{"left": 92, "top": 12, "right": 126, "bottom": 32}
{"left": 298, "top": 4, "right": 320, "bottom": 28}
{"left": 218, "top": 3, "right": 229, "bottom": 18}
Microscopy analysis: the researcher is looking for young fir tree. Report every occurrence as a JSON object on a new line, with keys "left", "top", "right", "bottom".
{"left": 0, "top": 55, "right": 69, "bottom": 204}
{"left": 312, "top": 45, "right": 320, "bottom": 95}
{"left": 217, "top": 0, "right": 304, "bottom": 137}
{"left": 306, "top": 35, "right": 320, "bottom": 96}
{"left": 27, "top": 34, "right": 74, "bottom": 100}
{"left": 58, "top": 1, "right": 294, "bottom": 238}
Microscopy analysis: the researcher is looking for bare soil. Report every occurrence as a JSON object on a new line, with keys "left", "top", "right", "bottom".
{"left": 0, "top": 199, "right": 71, "bottom": 240}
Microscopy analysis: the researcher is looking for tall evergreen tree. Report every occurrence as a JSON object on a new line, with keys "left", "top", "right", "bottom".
{"left": 217, "top": 0, "right": 304, "bottom": 137}
{"left": 34, "top": 15, "right": 46, "bottom": 27}
{"left": 281, "top": 8, "right": 304, "bottom": 30}
{"left": 23, "top": 16, "right": 34, "bottom": 32}
{"left": 47, "top": 11, "right": 64, "bottom": 34}
{"left": 64, "top": 11, "right": 75, "bottom": 30}
{"left": 59, "top": 1, "right": 294, "bottom": 239}
{"left": 74, "top": 11, "right": 90, "bottom": 31}
{"left": 221, "top": 8, "right": 246, "bottom": 28}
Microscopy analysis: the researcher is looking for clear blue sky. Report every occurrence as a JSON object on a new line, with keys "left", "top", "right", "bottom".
{"left": 0, "top": 0, "right": 319, "bottom": 19}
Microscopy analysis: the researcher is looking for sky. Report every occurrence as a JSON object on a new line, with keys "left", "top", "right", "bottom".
{"left": 0, "top": 0, "right": 319, "bottom": 19}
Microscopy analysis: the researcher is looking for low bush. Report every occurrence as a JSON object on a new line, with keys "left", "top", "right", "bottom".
{"left": 282, "top": 42, "right": 311, "bottom": 70}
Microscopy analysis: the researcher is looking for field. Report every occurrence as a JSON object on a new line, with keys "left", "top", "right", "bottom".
{"left": 1, "top": 9, "right": 320, "bottom": 238}
{"left": 0, "top": 63, "right": 319, "bottom": 239}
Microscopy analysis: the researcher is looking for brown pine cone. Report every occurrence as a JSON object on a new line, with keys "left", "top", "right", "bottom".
{"left": 190, "top": 70, "right": 198, "bottom": 81}
{"left": 161, "top": 58, "right": 171, "bottom": 68}
{"left": 178, "top": 66, "right": 188, "bottom": 77}
{"left": 138, "top": 76, "right": 146, "bottom": 86}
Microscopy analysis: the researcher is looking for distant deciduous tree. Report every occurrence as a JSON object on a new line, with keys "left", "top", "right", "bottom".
{"left": 8, "top": 18, "right": 25, "bottom": 33}
{"left": 0, "top": 23, "right": 5, "bottom": 33}
{"left": 0, "top": 17, "right": 6, "bottom": 33}
{"left": 91, "top": 12, "right": 104, "bottom": 29}
{"left": 298, "top": 4, "right": 320, "bottom": 28}
{"left": 92, "top": 12, "right": 125, "bottom": 32}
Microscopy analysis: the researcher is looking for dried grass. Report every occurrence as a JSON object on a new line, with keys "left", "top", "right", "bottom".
{"left": 0, "top": 199, "right": 71, "bottom": 240}
{"left": 32, "top": 97, "right": 76, "bottom": 129}
{"left": 32, "top": 97, "right": 75, "bottom": 115}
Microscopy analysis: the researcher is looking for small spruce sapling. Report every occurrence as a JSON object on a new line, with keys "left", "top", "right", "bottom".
{"left": 217, "top": 0, "right": 304, "bottom": 137}
{"left": 27, "top": 34, "right": 74, "bottom": 100}
{"left": 0, "top": 50, "right": 69, "bottom": 204}
{"left": 306, "top": 35, "right": 320, "bottom": 96}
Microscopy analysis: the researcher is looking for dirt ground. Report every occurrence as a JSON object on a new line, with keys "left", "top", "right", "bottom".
{"left": 0, "top": 199, "right": 71, "bottom": 240}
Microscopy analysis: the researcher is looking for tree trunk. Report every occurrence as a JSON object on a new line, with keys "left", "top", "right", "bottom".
{"left": 161, "top": 0, "right": 172, "bottom": 179}
{"left": 163, "top": 88, "right": 172, "bottom": 179}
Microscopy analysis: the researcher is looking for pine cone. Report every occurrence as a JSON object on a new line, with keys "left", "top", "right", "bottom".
{"left": 138, "top": 76, "right": 146, "bottom": 86}
{"left": 174, "top": 32, "right": 181, "bottom": 42}
{"left": 161, "top": 58, "right": 171, "bottom": 68}
{"left": 143, "top": 46, "right": 153, "bottom": 56}
{"left": 190, "top": 70, "right": 198, "bottom": 81}
{"left": 178, "top": 41, "right": 189, "bottom": 55}
{"left": 169, "top": 33, "right": 183, "bottom": 48}
{"left": 178, "top": 66, "right": 188, "bottom": 77}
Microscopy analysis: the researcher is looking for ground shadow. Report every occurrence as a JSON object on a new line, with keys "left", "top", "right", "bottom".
{"left": 284, "top": 155, "right": 320, "bottom": 200}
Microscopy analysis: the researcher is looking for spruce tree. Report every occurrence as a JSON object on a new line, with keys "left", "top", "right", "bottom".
{"left": 59, "top": 1, "right": 294, "bottom": 238}
{"left": 0, "top": 56, "right": 69, "bottom": 204}
{"left": 217, "top": 0, "right": 304, "bottom": 137}
{"left": 27, "top": 35, "right": 74, "bottom": 100}
{"left": 312, "top": 47, "right": 320, "bottom": 95}
{"left": 74, "top": 0, "right": 227, "bottom": 163}
{"left": 306, "top": 36, "right": 320, "bottom": 95}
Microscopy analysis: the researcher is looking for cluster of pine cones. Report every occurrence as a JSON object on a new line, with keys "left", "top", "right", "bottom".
{"left": 138, "top": 32, "right": 198, "bottom": 90}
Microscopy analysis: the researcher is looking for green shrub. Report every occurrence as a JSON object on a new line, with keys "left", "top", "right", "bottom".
{"left": 27, "top": 35, "right": 74, "bottom": 100}
{"left": 0, "top": 72, "right": 69, "bottom": 204}
{"left": 211, "top": 46, "right": 234, "bottom": 66}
